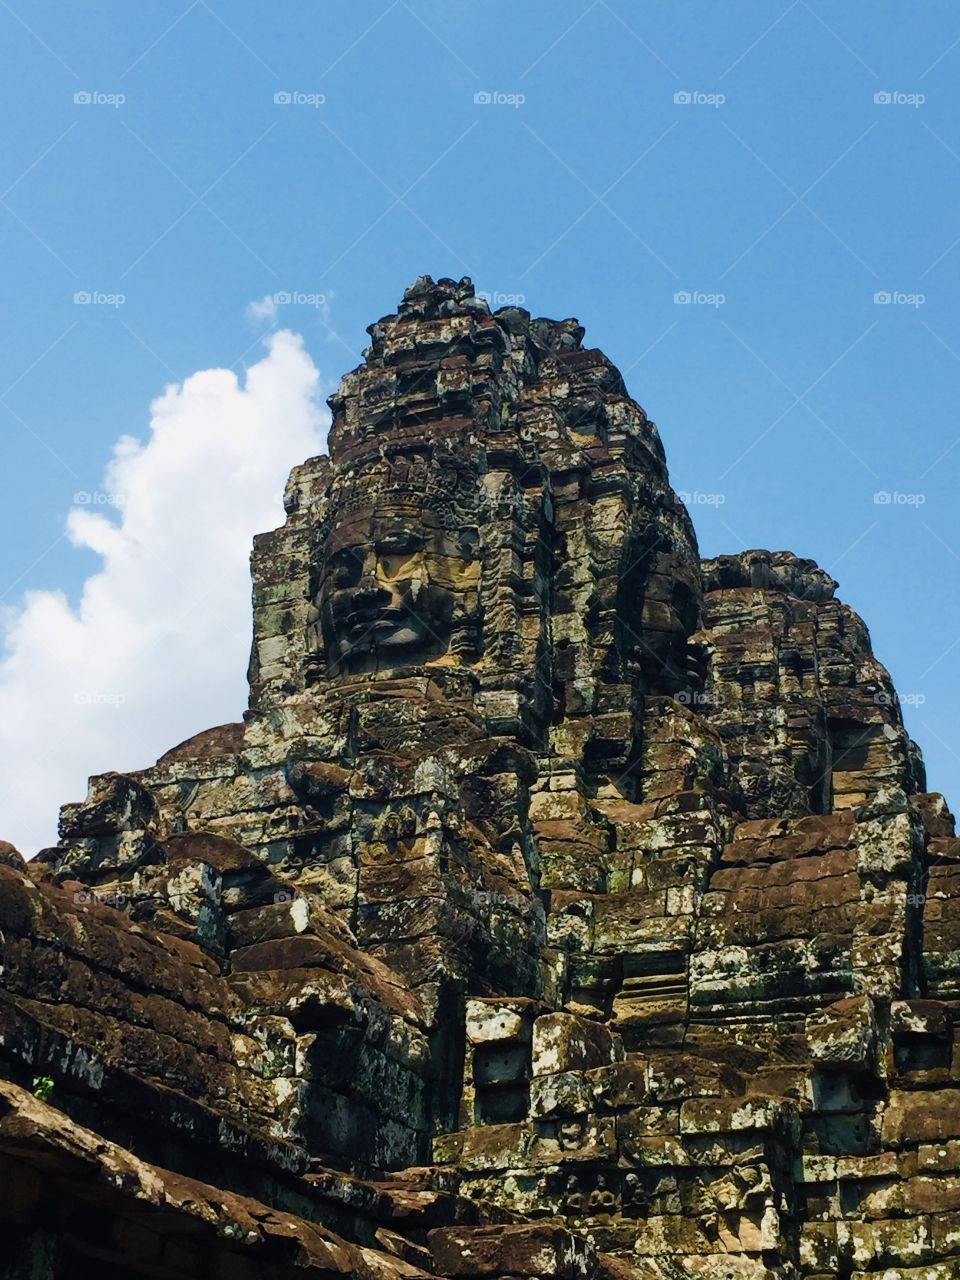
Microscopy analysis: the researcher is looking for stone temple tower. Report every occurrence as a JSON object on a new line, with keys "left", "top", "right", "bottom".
{"left": 1, "top": 277, "right": 957, "bottom": 1280}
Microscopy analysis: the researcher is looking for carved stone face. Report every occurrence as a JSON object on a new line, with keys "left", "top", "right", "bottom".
{"left": 315, "top": 502, "right": 480, "bottom": 675}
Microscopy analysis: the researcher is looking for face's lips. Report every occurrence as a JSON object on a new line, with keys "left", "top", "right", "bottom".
{"left": 343, "top": 606, "right": 404, "bottom": 632}
{"left": 337, "top": 606, "right": 427, "bottom": 651}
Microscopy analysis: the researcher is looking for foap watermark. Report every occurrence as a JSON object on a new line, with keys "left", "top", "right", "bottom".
{"left": 274, "top": 90, "right": 326, "bottom": 107}
{"left": 74, "top": 691, "right": 126, "bottom": 708}
{"left": 74, "top": 290, "right": 125, "bottom": 308}
{"left": 874, "top": 290, "right": 925, "bottom": 308}
{"left": 74, "top": 90, "right": 125, "bottom": 108}
{"left": 875, "top": 690, "right": 926, "bottom": 708}
{"left": 477, "top": 290, "right": 526, "bottom": 307}
{"left": 73, "top": 490, "right": 124, "bottom": 508}
{"left": 74, "top": 889, "right": 129, "bottom": 910}
{"left": 677, "top": 489, "right": 726, "bottom": 506}
{"left": 471, "top": 889, "right": 527, "bottom": 910}
{"left": 874, "top": 90, "right": 925, "bottom": 108}
{"left": 873, "top": 490, "right": 926, "bottom": 507}
{"left": 447, "top": 889, "right": 528, "bottom": 941}
{"left": 674, "top": 90, "right": 725, "bottom": 108}
{"left": 273, "top": 290, "right": 327, "bottom": 308}
{"left": 674, "top": 290, "right": 726, "bottom": 308}
{"left": 474, "top": 90, "right": 526, "bottom": 108}
{"left": 673, "top": 689, "right": 717, "bottom": 708}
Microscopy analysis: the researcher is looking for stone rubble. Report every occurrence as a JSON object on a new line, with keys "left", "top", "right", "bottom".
{"left": 1, "top": 275, "right": 957, "bottom": 1280}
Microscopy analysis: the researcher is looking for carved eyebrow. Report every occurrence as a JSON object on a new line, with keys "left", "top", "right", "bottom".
{"left": 376, "top": 531, "right": 423, "bottom": 552}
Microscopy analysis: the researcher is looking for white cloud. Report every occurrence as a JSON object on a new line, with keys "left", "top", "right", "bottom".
{"left": 0, "top": 330, "right": 328, "bottom": 856}
{"left": 246, "top": 293, "right": 279, "bottom": 324}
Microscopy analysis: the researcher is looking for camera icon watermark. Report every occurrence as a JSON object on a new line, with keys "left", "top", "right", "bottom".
{"left": 674, "top": 90, "right": 725, "bottom": 108}
{"left": 73, "top": 888, "right": 128, "bottom": 909}
{"left": 274, "top": 90, "right": 326, "bottom": 108}
{"left": 673, "top": 689, "right": 717, "bottom": 707}
{"left": 477, "top": 289, "right": 526, "bottom": 307}
{"left": 473, "top": 90, "right": 526, "bottom": 108}
{"left": 677, "top": 490, "right": 726, "bottom": 506}
{"left": 674, "top": 290, "right": 726, "bottom": 308}
{"left": 874, "top": 690, "right": 926, "bottom": 707}
{"left": 873, "top": 290, "right": 925, "bottom": 308}
{"left": 74, "top": 90, "right": 125, "bottom": 108}
{"left": 472, "top": 889, "right": 523, "bottom": 910}
{"left": 873, "top": 490, "right": 926, "bottom": 506}
{"left": 874, "top": 90, "right": 925, "bottom": 108}
{"left": 272, "top": 290, "right": 326, "bottom": 308}
{"left": 73, "top": 691, "right": 126, "bottom": 708}
{"left": 74, "top": 291, "right": 126, "bottom": 308}
{"left": 73, "top": 490, "right": 124, "bottom": 507}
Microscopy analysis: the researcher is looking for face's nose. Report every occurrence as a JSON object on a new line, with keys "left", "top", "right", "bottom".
{"left": 350, "top": 580, "right": 391, "bottom": 611}
{"left": 343, "top": 547, "right": 384, "bottom": 599}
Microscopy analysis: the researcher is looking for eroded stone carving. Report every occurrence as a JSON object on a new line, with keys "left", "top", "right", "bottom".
{"left": 307, "top": 448, "right": 484, "bottom": 676}
{"left": 1, "top": 276, "right": 957, "bottom": 1280}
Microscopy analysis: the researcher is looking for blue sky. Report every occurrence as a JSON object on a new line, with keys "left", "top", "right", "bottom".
{"left": 1, "top": 0, "right": 958, "bottom": 850}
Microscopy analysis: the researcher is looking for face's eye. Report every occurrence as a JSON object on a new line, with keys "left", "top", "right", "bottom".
{"left": 376, "top": 532, "right": 423, "bottom": 557}
{"left": 331, "top": 548, "right": 363, "bottom": 588}
{"left": 458, "top": 527, "right": 480, "bottom": 558}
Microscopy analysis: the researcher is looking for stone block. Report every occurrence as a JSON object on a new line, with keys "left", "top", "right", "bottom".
{"left": 531, "top": 1013, "right": 625, "bottom": 1077}
{"left": 428, "top": 1224, "right": 597, "bottom": 1279}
